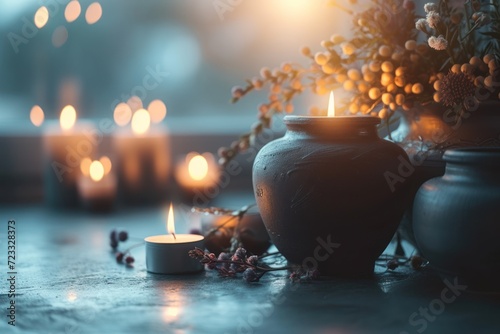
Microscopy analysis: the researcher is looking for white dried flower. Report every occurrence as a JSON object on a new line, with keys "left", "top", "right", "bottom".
{"left": 428, "top": 35, "right": 448, "bottom": 51}
{"left": 415, "top": 18, "right": 427, "bottom": 31}
{"left": 426, "top": 11, "right": 441, "bottom": 29}
{"left": 424, "top": 2, "right": 438, "bottom": 13}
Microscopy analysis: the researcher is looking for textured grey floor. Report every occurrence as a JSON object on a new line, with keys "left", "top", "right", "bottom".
{"left": 0, "top": 203, "right": 499, "bottom": 334}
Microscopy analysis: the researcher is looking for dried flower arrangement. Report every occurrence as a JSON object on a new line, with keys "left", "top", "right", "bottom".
{"left": 218, "top": 0, "right": 500, "bottom": 165}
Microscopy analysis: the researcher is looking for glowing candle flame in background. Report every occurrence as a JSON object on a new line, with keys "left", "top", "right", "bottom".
{"left": 131, "top": 109, "right": 151, "bottom": 135}
{"left": 89, "top": 160, "right": 105, "bottom": 182}
{"left": 60, "top": 105, "right": 77, "bottom": 130}
{"left": 328, "top": 91, "right": 336, "bottom": 117}
{"left": 188, "top": 155, "right": 209, "bottom": 181}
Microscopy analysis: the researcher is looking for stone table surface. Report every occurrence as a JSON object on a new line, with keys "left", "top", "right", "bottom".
{"left": 1, "top": 203, "right": 500, "bottom": 334}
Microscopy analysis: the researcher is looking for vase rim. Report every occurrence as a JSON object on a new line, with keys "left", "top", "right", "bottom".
{"left": 284, "top": 115, "right": 380, "bottom": 126}
{"left": 444, "top": 147, "right": 500, "bottom": 165}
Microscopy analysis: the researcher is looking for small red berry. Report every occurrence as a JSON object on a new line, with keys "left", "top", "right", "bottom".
{"left": 125, "top": 256, "right": 135, "bottom": 264}
{"left": 387, "top": 259, "right": 399, "bottom": 270}
{"left": 118, "top": 231, "right": 128, "bottom": 242}
{"left": 410, "top": 256, "right": 424, "bottom": 270}
{"left": 116, "top": 252, "right": 124, "bottom": 263}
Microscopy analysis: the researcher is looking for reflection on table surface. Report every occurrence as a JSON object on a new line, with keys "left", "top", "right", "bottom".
{"left": 0, "top": 203, "right": 499, "bottom": 334}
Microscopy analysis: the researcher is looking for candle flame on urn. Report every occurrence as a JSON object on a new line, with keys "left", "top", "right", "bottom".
{"left": 327, "top": 91, "right": 336, "bottom": 117}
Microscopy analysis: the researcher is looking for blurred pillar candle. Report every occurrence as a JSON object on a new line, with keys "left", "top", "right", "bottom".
{"left": 112, "top": 108, "right": 170, "bottom": 205}
{"left": 43, "top": 105, "right": 96, "bottom": 208}
{"left": 174, "top": 152, "right": 220, "bottom": 198}
{"left": 77, "top": 157, "right": 117, "bottom": 212}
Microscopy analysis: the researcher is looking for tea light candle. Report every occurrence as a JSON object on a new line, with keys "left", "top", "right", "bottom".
{"left": 175, "top": 152, "right": 220, "bottom": 196}
{"left": 77, "top": 157, "right": 116, "bottom": 211}
{"left": 112, "top": 107, "right": 170, "bottom": 205}
{"left": 145, "top": 204, "right": 204, "bottom": 274}
{"left": 43, "top": 105, "right": 95, "bottom": 208}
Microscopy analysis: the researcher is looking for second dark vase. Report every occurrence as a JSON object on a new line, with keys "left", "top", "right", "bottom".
{"left": 413, "top": 147, "right": 500, "bottom": 289}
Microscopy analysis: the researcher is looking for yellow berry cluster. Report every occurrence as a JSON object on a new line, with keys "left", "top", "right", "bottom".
{"left": 319, "top": 39, "right": 435, "bottom": 120}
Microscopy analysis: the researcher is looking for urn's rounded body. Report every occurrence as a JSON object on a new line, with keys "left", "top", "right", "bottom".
{"left": 253, "top": 116, "right": 411, "bottom": 276}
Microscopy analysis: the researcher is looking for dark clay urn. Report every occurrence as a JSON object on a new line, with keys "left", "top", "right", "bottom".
{"left": 253, "top": 115, "right": 412, "bottom": 276}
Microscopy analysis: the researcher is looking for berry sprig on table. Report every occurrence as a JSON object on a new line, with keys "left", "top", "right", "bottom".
{"left": 189, "top": 247, "right": 303, "bottom": 283}
{"left": 109, "top": 229, "right": 142, "bottom": 266}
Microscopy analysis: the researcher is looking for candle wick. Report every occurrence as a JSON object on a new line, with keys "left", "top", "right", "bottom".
{"left": 172, "top": 232, "right": 176, "bottom": 240}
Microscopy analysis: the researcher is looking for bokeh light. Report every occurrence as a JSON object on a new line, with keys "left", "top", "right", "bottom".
{"left": 34, "top": 6, "right": 49, "bottom": 29}
{"left": 60, "top": 105, "right": 77, "bottom": 130}
{"left": 188, "top": 154, "right": 209, "bottom": 181}
{"left": 65, "top": 1, "right": 81, "bottom": 23}
{"left": 85, "top": 2, "right": 102, "bottom": 25}
{"left": 89, "top": 160, "right": 105, "bottom": 182}
{"left": 52, "top": 26, "right": 68, "bottom": 48}
{"left": 30, "top": 105, "right": 44, "bottom": 127}
{"left": 127, "top": 96, "right": 143, "bottom": 112}
{"left": 131, "top": 109, "right": 151, "bottom": 135}
{"left": 80, "top": 157, "right": 92, "bottom": 176}
{"left": 148, "top": 99, "right": 167, "bottom": 123}
{"left": 99, "top": 156, "right": 112, "bottom": 175}
{"left": 113, "top": 102, "right": 132, "bottom": 126}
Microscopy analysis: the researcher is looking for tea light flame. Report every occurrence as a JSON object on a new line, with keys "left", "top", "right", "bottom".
{"left": 167, "top": 203, "right": 176, "bottom": 239}
{"left": 60, "top": 105, "right": 77, "bottom": 131}
{"left": 327, "top": 91, "right": 336, "bottom": 117}
{"left": 89, "top": 160, "right": 105, "bottom": 182}
{"left": 188, "top": 155, "right": 209, "bottom": 181}
{"left": 131, "top": 109, "right": 151, "bottom": 135}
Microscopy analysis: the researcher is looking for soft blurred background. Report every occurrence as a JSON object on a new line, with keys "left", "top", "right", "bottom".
{"left": 0, "top": 0, "right": 353, "bottom": 203}
{"left": 0, "top": 0, "right": 349, "bottom": 123}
